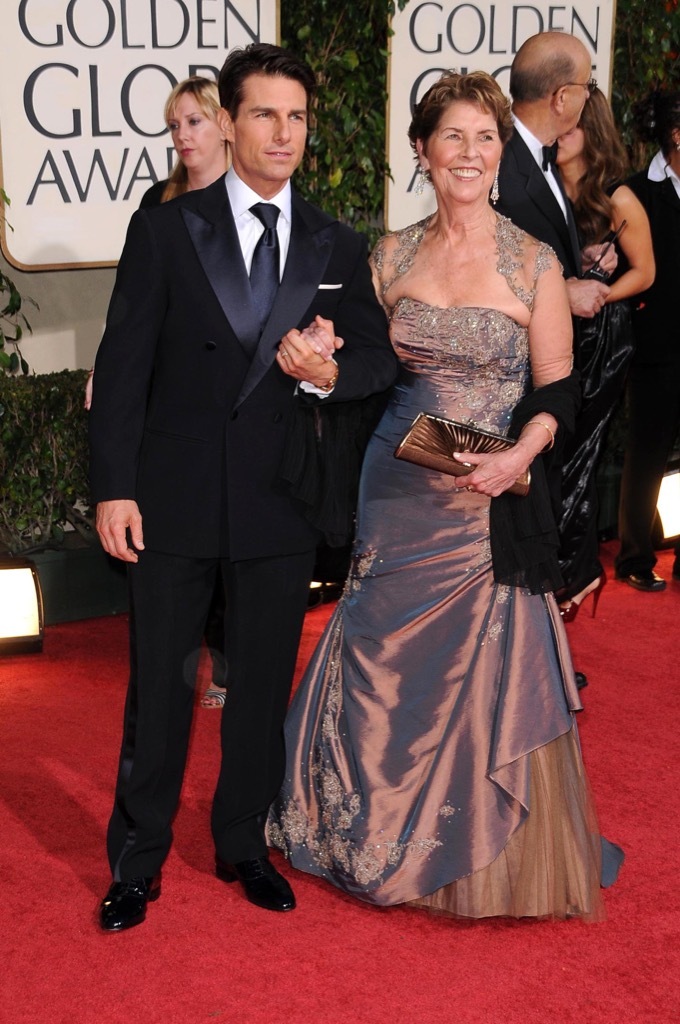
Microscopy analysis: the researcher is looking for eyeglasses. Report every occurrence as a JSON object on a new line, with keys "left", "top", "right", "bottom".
{"left": 553, "top": 78, "right": 597, "bottom": 96}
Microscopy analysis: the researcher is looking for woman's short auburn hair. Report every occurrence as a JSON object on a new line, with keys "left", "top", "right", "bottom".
{"left": 408, "top": 71, "right": 513, "bottom": 156}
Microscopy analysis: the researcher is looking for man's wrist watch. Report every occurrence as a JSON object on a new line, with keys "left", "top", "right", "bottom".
{"left": 316, "top": 362, "right": 339, "bottom": 393}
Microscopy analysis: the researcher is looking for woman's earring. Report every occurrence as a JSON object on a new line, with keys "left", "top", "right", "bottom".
{"left": 414, "top": 165, "right": 426, "bottom": 196}
{"left": 490, "top": 167, "right": 500, "bottom": 205}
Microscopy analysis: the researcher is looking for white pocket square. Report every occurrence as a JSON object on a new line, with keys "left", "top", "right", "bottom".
{"left": 318, "top": 283, "right": 343, "bottom": 290}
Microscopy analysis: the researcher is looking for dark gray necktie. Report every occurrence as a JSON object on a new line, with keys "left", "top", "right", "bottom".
{"left": 249, "top": 203, "right": 280, "bottom": 331}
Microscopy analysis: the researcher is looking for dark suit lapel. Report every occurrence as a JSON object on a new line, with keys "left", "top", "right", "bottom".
{"left": 234, "top": 193, "right": 337, "bottom": 407}
{"left": 181, "top": 179, "right": 260, "bottom": 357}
{"left": 513, "top": 135, "right": 580, "bottom": 275}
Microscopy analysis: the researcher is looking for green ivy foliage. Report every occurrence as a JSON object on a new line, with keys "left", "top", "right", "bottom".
{"left": 0, "top": 370, "right": 93, "bottom": 551}
{"left": 281, "top": 1, "right": 406, "bottom": 246}
{"left": 612, "top": 0, "right": 680, "bottom": 167}
{"left": 1, "top": 189, "right": 36, "bottom": 375}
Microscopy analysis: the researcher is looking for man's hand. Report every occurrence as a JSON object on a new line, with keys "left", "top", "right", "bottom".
{"left": 96, "top": 499, "right": 144, "bottom": 562}
{"left": 276, "top": 316, "right": 342, "bottom": 388}
{"left": 565, "top": 278, "right": 610, "bottom": 318}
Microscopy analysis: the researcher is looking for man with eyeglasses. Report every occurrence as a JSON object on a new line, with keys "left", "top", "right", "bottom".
{"left": 496, "top": 31, "right": 614, "bottom": 318}
{"left": 495, "top": 32, "right": 616, "bottom": 695}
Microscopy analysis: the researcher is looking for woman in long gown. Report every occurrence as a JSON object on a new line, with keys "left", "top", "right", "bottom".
{"left": 269, "top": 72, "right": 623, "bottom": 920}
{"left": 554, "top": 88, "right": 655, "bottom": 615}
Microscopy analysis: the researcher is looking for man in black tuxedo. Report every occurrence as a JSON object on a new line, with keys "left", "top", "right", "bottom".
{"left": 495, "top": 32, "right": 618, "bottom": 692}
{"left": 90, "top": 43, "right": 397, "bottom": 930}
{"left": 616, "top": 146, "right": 680, "bottom": 589}
{"left": 496, "top": 30, "right": 613, "bottom": 317}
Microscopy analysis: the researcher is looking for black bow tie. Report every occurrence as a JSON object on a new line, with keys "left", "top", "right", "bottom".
{"left": 541, "top": 142, "right": 558, "bottom": 171}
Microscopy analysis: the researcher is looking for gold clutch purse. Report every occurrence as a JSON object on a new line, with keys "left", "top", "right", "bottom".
{"left": 394, "top": 412, "right": 531, "bottom": 497}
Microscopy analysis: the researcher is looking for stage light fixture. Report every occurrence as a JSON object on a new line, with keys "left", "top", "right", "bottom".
{"left": 0, "top": 558, "right": 44, "bottom": 654}
{"left": 656, "top": 464, "right": 680, "bottom": 542}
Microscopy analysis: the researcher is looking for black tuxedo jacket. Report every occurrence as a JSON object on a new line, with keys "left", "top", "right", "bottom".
{"left": 496, "top": 131, "right": 581, "bottom": 279}
{"left": 89, "top": 178, "right": 397, "bottom": 560}
{"left": 627, "top": 171, "right": 680, "bottom": 365}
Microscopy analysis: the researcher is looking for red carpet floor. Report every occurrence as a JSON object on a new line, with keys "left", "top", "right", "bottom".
{"left": 1, "top": 542, "right": 679, "bottom": 1024}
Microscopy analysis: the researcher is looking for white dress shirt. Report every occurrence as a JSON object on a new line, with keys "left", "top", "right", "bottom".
{"left": 225, "top": 167, "right": 292, "bottom": 278}
{"left": 223, "top": 168, "right": 335, "bottom": 395}
{"left": 647, "top": 149, "right": 680, "bottom": 199}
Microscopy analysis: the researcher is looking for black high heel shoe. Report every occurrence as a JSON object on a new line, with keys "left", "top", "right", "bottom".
{"left": 559, "top": 575, "right": 606, "bottom": 623}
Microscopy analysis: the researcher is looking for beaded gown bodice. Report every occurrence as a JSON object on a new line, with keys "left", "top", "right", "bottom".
{"left": 369, "top": 215, "right": 553, "bottom": 435}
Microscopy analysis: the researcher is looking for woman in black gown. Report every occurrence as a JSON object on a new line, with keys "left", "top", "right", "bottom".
{"left": 554, "top": 88, "right": 655, "bottom": 618}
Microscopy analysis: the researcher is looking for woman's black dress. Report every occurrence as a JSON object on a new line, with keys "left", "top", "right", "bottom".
{"left": 557, "top": 215, "right": 635, "bottom": 601}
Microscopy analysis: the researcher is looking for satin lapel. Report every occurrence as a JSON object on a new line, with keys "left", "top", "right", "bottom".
{"left": 234, "top": 196, "right": 337, "bottom": 407}
{"left": 181, "top": 181, "right": 260, "bottom": 356}
{"left": 513, "top": 136, "right": 579, "bottom": 275}
{"left": 525, "top": 162, "right": 576, "bottom": 266}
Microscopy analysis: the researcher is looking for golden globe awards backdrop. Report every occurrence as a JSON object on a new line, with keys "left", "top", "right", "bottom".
{"left": 386, "top": 1, "right": 616, "bottom": 230}
{"left": 0, "top": 1, "right": 278, "bottom": 269}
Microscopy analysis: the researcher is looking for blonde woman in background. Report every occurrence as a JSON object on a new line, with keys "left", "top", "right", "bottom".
{"left": 140, "top": 76, "right": 230, "bottom": 207}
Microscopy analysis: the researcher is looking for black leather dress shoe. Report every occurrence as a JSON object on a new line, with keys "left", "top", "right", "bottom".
{"left": 99, "top": 876, "right": 161, "bottom": 931}
{"left": 216, "top": 856, "right": 296, "bottom": 912}
{"left": 617, "top": 571, "right": 666, "bottom": 592}
{"left": 574, "top": 671, "right": 588, "bottom": 690}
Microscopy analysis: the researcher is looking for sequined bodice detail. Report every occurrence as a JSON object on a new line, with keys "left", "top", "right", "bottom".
{"left": 391, "top": 299, "right": 529, "bottom": 426}
{"left": 371, "top": 215, "right": 554, "bottom": 433}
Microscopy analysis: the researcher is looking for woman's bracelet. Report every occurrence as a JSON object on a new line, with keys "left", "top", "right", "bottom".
{"left": 523, "top": 419, "right": 555, "bottom": 452}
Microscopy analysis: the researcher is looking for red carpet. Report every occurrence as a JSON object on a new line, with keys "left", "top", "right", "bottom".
{"left": 1, "top": 542, "right": 679, "bottom": 1024}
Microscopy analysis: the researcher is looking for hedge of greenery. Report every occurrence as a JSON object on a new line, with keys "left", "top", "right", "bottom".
{"left": 280, "top": 0, "right": 402, "bottom": 245}
{"left": 0, "top": 370, "right": 92, "bottom": 551}
{"left": 612, "top": 0, "right": 680, "bottom": 164}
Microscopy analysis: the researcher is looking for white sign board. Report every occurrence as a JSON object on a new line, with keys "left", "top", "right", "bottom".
{"left": 0, "top": 0, "right": 278, "bottom": 269}
{"left": 387, "top": 2, "right": 616, "bottom": 230}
